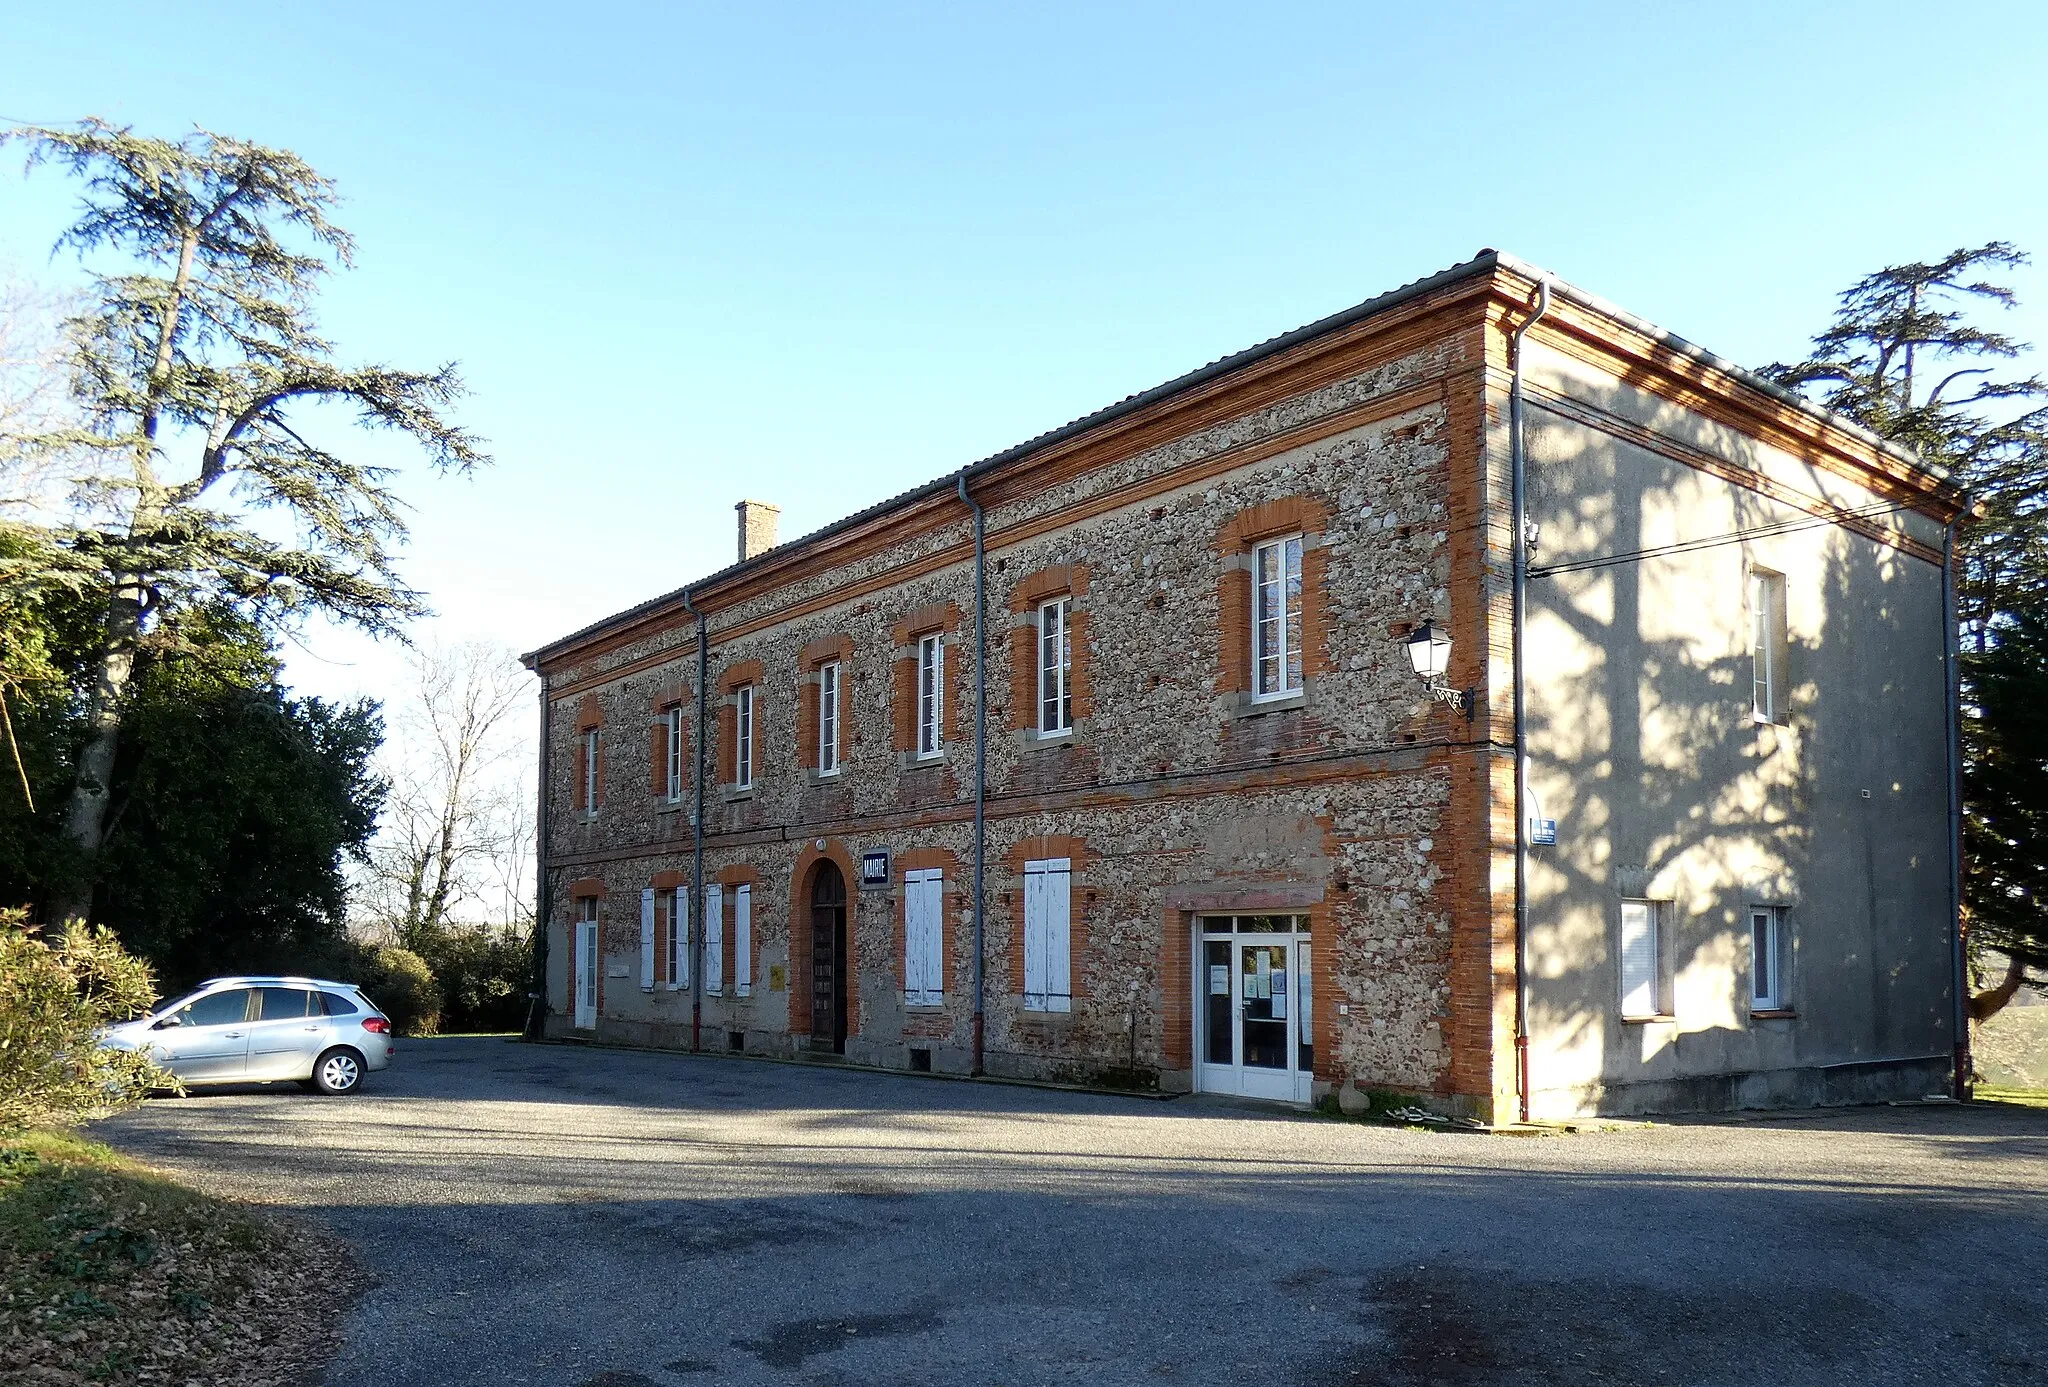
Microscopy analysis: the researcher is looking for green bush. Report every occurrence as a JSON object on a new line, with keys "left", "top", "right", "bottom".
{"left": 0, "top": 911, "right": 177, "bottom": 1132}
{"left": 353, "top": 945, "right": 440, "bottom": 1036}
{"left": 416, "top": 925, "right": 530, "bottom": 1034}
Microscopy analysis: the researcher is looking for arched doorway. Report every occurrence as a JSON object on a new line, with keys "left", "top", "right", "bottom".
{"left": 809, "top": 861, "right": 848, "bottom": 1054}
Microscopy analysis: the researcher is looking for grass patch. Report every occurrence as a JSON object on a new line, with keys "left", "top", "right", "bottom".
{"left": 2, "top": 1128, "right": 360, "bottom": 1386}
{"left": 1976, "top": 1085, "right": 2048, "bottom": 1110}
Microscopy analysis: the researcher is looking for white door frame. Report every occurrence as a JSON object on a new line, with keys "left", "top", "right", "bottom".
{"left": 574, "top": 920, "right": 599, "bottom": 1029}
{"left": 1193, "top": 915, "right": 1313, "bottom": 1104}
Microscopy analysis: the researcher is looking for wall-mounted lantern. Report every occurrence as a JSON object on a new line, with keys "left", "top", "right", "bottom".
{"left": 1406, "top": 619, "right": 1474, "bottom": 720}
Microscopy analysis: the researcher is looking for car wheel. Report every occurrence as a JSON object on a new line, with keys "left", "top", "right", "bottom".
{"left": 311, "top": 1047, "right": 364, "bottom": 1095}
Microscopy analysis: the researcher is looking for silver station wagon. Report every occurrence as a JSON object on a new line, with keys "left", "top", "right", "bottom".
{"left": 102, "top": 976, "right": 396, "bottom": 1095}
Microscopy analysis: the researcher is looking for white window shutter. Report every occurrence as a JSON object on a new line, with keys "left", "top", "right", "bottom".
{"left": 1620, "top": 901, "right": 1659, "bottom": 1018}
{"left": 673, "top": 887, "right": 690, "bottom": 990}
{"left": 704, "top": 884, "right": 724, "bottom": 994}
{"left": 904, "top": 870, "right": 942, "bottom": 1005}
{"left": 921, "top": 873, "right": 943, "bottom": 1003}
{"left": 1022, "top": 862, "right": 1048, "bottom": 1009}
{"left": 1045, "top": 861, "right": 1072, "bottom": 1012}
{"left": 735, "top": 885, "right": 752, "bottom": 998}
{"left": 639, "top": 888, "right": 656, "bottom": 991}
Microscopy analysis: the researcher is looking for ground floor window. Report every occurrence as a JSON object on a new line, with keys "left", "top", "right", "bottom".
{"left": 1620, "top": 899, "right": 1665, "bottom": 1020}
{"left": 1750, "top": 905, "right": 1787, "bottom": 1011}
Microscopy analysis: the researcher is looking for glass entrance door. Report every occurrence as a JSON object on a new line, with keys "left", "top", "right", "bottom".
{"left": 1196, "top": 916, "right": 1313, "bottom": 1103}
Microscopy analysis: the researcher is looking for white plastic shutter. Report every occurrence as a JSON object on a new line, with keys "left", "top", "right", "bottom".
{"left": 735, "top": 885, "right": 753, "bottom": 998}
{"left": 905, "top": 869, "right": 943, "bottom": 1005}
{"left": 639, "top": 889, "right": 656, "bottom": 990}
{"left": 671, "top": 887, "right": 689, "bottom": 990}
{"left": 704, "top": 884, "right": 724, "bottom": 994}
{"left": 1023, "top": 858, "right": 1072, "bottom": 1012}
{"left": 1620, "top": 900, "right": 1659, "bottom": 1018}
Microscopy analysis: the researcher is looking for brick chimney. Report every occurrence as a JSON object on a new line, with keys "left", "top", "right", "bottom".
{"left": 736, "top": 499, "right": 780, "bottom": 562}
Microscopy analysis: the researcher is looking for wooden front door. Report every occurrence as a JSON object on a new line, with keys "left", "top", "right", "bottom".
{"left": 810, "top": 862, "right": 848, "bottom": 1053}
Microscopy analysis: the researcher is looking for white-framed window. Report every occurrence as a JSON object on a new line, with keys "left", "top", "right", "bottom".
{"left": 917, "top": 633, "right": 944, "bottom": 759}
{"left": 904, "top": 868, "right": 945, "bottom": 1006}
{"left": 1751, "top": 906, "right": 1787, "bottom": 1011}
{"left": 734, "top": 684, "right": 755, "bottom": 789}
{"left": 1750, "top": 567, "right": 1787, "bottom": 724}
{"left": 581, "top": 727, "right": 600, "bottom": 814}
{"left": 1252, "top": 535, "right": 1305, "bottom": 700}
{"left": 664, "top": 705, "right": 684, "bottom": 802}
{"left": 817, "top": 661, "right": 840, "bottom": 776}
{"left": 1023, "top": 857, "right": 1073, "bottom": 1013}
{"left": 666, "top": 886, "right": 689, "bottom": 990}
{"left": 1038, "top": 596, "right": 1072, "bottom": 736}
{"left": 1619, "top": 898, "right": 1664, "bottom": 1021}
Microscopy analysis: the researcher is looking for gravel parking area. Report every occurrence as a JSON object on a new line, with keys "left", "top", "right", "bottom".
{"left": 92, "top": 1038, "right": 2048, "bottom": 1387}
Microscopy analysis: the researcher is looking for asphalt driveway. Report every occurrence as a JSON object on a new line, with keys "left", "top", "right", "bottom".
{"left": 92, "top": 1038, "right": 2048, "bottom": 1387}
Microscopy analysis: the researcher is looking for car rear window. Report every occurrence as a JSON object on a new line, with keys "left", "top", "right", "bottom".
{"left": 318, "top": 991, "right": 359, "bottom": 1016}
{"left": 257, "top": 987, "right": 316, "bottom": 1021}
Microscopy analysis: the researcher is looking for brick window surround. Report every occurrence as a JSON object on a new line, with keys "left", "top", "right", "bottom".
{"left": 716, "top": 659, "right": 765, "bottom": 791}
{"left": 649, "top": 869, "right": 687, "bottom": 986}
{"left": 1001, "top": 834, "right": 1094, "bottom": 1015}
{"left": 716, "top": 864, "right": 762, "bottom": 998}
{"left": 1006, "top": 564, "right": 1093, "bottom": 737}
{"left": 570, "top": 695, "right": 605, "bottom": 812}
{"left": 889, "top": 602, "right": 962, "bottom": 758}
{"left": 648, "top": 681, "right": 688, "bottom": 800}
{"left": 1215, "top": 496, "right": 1334, "bottom": 701}
{"left": 795, "top": 635, "right": 856, "bottom": 777}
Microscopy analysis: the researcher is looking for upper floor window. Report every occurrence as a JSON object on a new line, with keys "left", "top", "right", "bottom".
{"left": 917, "top": 633, "right": 944, "bottom": 759}
{"left": 1750, "top": 567, "right": 1786, "bottom": 724}
{"left": 1038, "top": 597, "right": 1072, "bottom": 736}
{"left": 735, "top": 684, "right": 755, "bottom": 789}
{"left": 1252, "top": 535, "right": 1304, "bottom": 700}
{"left": 581, "top": 728, "right": 600, "bottom": 813}
{"left": 817, "top": 661, "right": 840, "bottom": 776}
{"left": 664, "top": 705, "right": 684, "bottom": 802}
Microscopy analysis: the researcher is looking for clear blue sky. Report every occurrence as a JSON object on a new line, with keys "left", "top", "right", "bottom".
{"left": 3, "top": 2, "right": 2045, "bottom": 711}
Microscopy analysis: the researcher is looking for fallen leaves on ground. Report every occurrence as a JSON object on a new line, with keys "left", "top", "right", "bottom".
{"left": 1, "top": 1129, "right": 365, "bottom": 1386}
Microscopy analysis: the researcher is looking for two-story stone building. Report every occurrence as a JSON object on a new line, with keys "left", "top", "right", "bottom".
{"left": 523, "top": 250, "right": 1969, "bottom": 1119}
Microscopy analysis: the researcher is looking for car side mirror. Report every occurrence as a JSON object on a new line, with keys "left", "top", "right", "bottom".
{"left": 153, "top": 1015, "right": 183, "bottom": 1029}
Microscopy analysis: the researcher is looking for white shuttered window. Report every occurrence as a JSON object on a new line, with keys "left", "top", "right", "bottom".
{"left": 904, "top": 868, "right": 944, "bottom": 1006}
{"left": 1023, "top": 858, "right": 1073, "bottom": 1012}
{"left": 735, "top": 884, "right": 753, "bottom": 997}
{"left": 639, "top": 888, "right": 656, "bottom": 990}
{"left": 703, "top": 884, "right": 724, "bottom": 994}
{"left": 1619, "top": 899, "right": 1663, "bottom": 1020}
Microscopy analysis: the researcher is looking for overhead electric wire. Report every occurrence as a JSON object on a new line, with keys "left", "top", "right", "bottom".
{"left": 1526, "top": 495, "right": 1915, "bottom": 579}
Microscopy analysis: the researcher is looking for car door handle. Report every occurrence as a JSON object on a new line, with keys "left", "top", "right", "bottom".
{"left": 302, "top": 1024, "right": 320, "bottom": 1031}
{"left": 224, "top": 1031, "right": 243, "bottom": 1038}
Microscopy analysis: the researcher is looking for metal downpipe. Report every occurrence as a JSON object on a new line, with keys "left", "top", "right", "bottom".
{"left": 958, "top": 473, "right": 988, "bottom": 1076}
{"left": 1509, "top": 277, "right": 1550, "bottom": 1124}
{"left": 524, "top": 683, "right": 551, "bottom": 1041}
{"left": 1943, "top": 519, "right": 1968, "bottom": 1097}
{"left": 682, "top": 587, "right": 707, "bottom": 1055}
